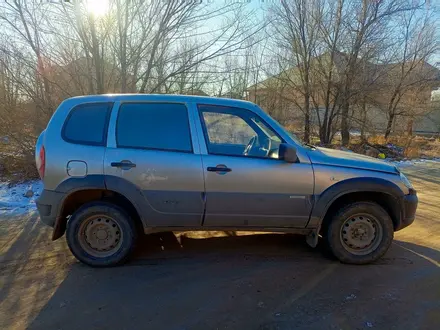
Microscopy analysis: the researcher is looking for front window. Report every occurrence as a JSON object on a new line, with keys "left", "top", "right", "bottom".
{"left": 202, "top": 112, "right": 255, "bottom": 145}
{"left": 264, "top": 114, "right": 304, "bottom": 147}
{"left": 252, "top": 117, "right": 282, "bottom": 143}
{"left": 285, "top": 130, "right": 305, "bottom": 147}
{"left": 199, "top": 104, "right": 283, "bottom": 159}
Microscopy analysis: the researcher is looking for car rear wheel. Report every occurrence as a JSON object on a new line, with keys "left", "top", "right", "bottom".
{"left": 326, "top": 202, "right": 394, "bottom": 264}
{"left": 66, "top": 201, "right": 137, "bottom": 267}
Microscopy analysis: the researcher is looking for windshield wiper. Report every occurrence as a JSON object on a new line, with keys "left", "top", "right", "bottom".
{"left": 304, "top": 143, "right": 317, "bottom": 149}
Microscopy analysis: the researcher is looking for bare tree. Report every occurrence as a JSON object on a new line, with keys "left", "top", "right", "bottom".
{"left": 310, "top": 0, "right": 345, "bottom": 144}
{"left": 0, "top": 0, "right": 56, "bottom": 110}
{"left": 378, "top": 6, "right": 439, "bottom": 139}
{"left": 268, "top": 0, "right": 322, "bottom": 143}
{"left": 336, "top": 0, "right": 426, "bottom": 145}
{"left": 0, "top": 0, "right": 264, "bottom": 168}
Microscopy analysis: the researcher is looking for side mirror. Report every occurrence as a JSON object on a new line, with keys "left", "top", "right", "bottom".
{"left": 279, "top": 143, "right": 298, "bottom": 163}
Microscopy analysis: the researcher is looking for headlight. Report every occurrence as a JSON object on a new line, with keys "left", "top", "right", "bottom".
{"left": 400, "top": 172, "right": 413, "bottom": 189}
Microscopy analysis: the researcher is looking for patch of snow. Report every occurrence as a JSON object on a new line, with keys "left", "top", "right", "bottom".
{"left": 333, "top": 130, "right": 364, "bottom": 137}
{"left": 0, "top": 180, "right": 43, "bottom": 216}
{"left": 391, "top": 158, "right": 440, "bottom": 168}
{"left": 345, "top": 293, "right": 357, "bottom": 300}
{"left": 391, "top": 160, "right": 416, "bottom": 167}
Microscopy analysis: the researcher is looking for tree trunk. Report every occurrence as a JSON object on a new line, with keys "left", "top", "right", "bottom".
{"left": 304, "top": 111, "right": 310, "bottom": 143}
{"left": 89, "top": 16, "right": 104, "bottom": 94}
{"left": 302, "top": 90, "right": 310, "bottom": 143}
{"left": 319, "top": 116, "right": 331, "bottom": 145}
{"left": 384, "top": 113, "right": 394, "bottom": 140}
{"left": 340, "top": 103, "right": 350, "bottom": 146}
{"left": 360, "top": 101, "right": 367, "bottom": 142}
{"left": 406, "top": 119, "right": 413, "bottom": 137}
{"left": 319, "top": 108, "right": 328, "bottom": 145}
{"left": 340, "top": 87, "right": 350, "bottom": 146}
{"left": 319, "top": 126, "right": 325, "bottom": 145}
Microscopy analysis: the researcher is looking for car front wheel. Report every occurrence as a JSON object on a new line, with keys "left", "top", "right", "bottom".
{"left": 66, "top": 201, "right": 137, "bottom": 267}
{"left": 326, "top": 202, "right": 394, "bottom": 264}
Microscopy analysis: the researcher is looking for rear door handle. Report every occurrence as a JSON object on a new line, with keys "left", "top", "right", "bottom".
{"left": 207, "top": 165, "right": 232, "bottom": 173}
{"left": 111, "top": 160, "right": 136, "bottom": 170}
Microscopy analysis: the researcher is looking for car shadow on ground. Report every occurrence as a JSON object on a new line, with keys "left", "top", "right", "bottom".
{"left": 1, "top": 224, "right": 437, "bottom": 330}
{"left": 130, "top": 231, "right": 315, "bottom": 264}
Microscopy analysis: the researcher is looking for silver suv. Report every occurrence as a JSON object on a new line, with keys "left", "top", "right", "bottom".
{"left": 35, "top": 94, "right": 417, "bottom": 267}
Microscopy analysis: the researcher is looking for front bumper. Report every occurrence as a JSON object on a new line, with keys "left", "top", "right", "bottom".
{"left": 36, "top": 189, "right": 66, "bottom": 228}
{"left": 396, "top": 191, "right": 418, "bottom": 231}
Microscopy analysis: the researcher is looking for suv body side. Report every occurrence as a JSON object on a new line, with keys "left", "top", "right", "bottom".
{"left": 36, "top": 94, "right": 416, "bottom": 241}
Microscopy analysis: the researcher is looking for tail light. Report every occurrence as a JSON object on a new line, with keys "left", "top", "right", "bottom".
{"left": 37, "top": 145, "right": 45, "bottom": 179}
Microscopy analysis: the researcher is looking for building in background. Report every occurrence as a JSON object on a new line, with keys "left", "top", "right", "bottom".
{"left": 246, "top": 52, "right": 440, "bottom": 137}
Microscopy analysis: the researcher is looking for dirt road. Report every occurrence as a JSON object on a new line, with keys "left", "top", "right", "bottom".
{"left": 1, "top": 162, "right": 439, "bottom": 330}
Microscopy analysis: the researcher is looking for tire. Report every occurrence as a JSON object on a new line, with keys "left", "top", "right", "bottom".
{"left": 66, "top": 201, "right": 137, "bottom": 267}
{"left": 326, "top": 202, "right": 394, "bottom": 265}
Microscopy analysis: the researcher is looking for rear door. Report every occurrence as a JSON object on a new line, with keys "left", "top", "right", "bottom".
{"left": 197, "top": 104, "right": 314, "bottom": 228}
{"left": 104, "top": 101, "right": 205, "bottom": 227}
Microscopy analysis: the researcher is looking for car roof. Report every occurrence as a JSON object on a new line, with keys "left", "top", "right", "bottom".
{"left": 65, "top": 94, "right": 256, "bottom": 108}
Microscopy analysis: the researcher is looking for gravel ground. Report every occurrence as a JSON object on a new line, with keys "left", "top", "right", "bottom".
{"left": 0, "top": 162, "right": 439, "bottom": 330}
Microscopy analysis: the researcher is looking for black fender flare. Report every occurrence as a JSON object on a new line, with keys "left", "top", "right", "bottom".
{"left": 309, "top": 177, "right": 404, "bottom": 228}
{"left": 53, "top": 175, "right": 149, "bottom": 239}
{"left": 56, "top": 174, "right": 106, "bottom": 194}
{"left": 104, "top": 175, "right": 150, "bottom": 227}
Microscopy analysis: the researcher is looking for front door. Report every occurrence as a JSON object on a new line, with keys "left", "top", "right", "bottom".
{"left": 104, "top": 102, "right": 205, "bottom": 227}
{"left": 197, "top": 104, "right": 314, "bottom": 228}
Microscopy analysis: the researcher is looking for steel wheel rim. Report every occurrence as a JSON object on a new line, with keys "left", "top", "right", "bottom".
{"left": 78, "top": 214, "right": 123, "bottom": 258}
{"left": 339, "top": 213, "right": 383, "bottom": 255}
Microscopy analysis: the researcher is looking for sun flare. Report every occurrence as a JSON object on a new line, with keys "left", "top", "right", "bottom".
{"left": 86, "top": 0, "right": 110, "bottom": 17}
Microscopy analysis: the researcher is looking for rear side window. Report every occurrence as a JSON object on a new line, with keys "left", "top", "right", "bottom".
{"left": 62, "top": 103, "right": 112, "bottom": 145}
{"left": 116, "top": 103, "right": 192, "bottom": 152}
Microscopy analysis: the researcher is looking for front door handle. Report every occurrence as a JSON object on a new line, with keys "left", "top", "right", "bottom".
{"left": 207, "top": 164, "right": 232, "bottom": 173}
{"left": 111, "top": 160, "right": 136, "bottom": 170}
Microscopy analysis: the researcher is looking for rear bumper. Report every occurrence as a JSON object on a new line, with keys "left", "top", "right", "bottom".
{"left": 396, "top": 192, "right": 418, "bottom": 231}
{"left": 36, "top": 189, "right": 66, "bottom": 228}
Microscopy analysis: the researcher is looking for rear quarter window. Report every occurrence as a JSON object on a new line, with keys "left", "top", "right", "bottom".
{"left": 62, "top": 103, "right": 113, "bottom": 146}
